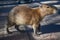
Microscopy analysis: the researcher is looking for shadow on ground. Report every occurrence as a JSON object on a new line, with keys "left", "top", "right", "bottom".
{"left": 41, "top": 23, "right": 60, "bottom": 34}
{"left": 0, "top": 32, "right": 35, "bottom": 40}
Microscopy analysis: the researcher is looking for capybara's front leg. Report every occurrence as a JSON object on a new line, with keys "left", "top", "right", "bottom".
{"left": 32, "top": 24, "right": 41, "bottom": 36}
{"left": 37, "top": 24, "right": 42, "bottom": 35}
{"left": 32, "top": 24, "right": 38, "bottom": 35}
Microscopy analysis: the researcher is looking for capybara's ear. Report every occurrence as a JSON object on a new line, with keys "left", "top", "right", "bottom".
{"left": 39, "top": 4, "right": 46, "bottom": 8}
{"left": 39, "top": 3, "right": 42, "bottom": 8}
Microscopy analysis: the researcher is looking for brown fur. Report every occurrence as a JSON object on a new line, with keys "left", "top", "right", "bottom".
{"left": 6, "top": 4, "right": 57, "bottom": 35}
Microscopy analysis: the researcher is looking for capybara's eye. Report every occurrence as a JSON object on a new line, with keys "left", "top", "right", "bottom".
{"left": 47, "top": 6, "right": 49, "bottom": 8}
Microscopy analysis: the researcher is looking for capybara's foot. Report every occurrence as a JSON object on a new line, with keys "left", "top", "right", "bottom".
{"left": 7, "top": 28, "right": 13, "bottom": 34}
{"left": 37, "top": 32, "right": 42, "bottom": 35}
{"left": 33, "top": 32, "right": 42, "bottom": 37}
{"left": 7, "top": 31, "right": 13, "bottom": 34}
{"left": 33, "top": 33, "right": 40, "bottom": 37}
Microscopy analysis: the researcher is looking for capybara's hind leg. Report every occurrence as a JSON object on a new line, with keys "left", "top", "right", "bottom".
{"left": 15, "top": 25, "right": 20, "bottom": 31}
{"left": 6, "top": 24, "right": 13, "bottom": 34}
{"left": 15, "top": 25, "right": 25, "bottom": 32}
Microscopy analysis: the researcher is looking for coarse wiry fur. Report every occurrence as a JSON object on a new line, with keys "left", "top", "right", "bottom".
{"left": 6, "top": 4, "right": 57, "bottom": 35}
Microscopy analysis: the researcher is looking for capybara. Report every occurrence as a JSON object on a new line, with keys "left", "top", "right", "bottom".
{"left": 6, "top": 4, "right": 57, "bottom": 35}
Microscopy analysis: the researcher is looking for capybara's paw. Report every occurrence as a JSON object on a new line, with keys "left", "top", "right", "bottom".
{"left": 7, "top": 32, "right": 13, "bottom": 34}
{"left": 33, "top": 33, "right": 40, "bottom": 37}
{"left": 37, "top": 32, "right": 42, "bottom": 35}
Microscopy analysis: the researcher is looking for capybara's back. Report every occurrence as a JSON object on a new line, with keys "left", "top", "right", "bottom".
{"left": 7, "top": 4, "right": 57, "bottom": 35}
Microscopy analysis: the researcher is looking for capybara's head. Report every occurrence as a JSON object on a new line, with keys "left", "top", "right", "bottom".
{"left": 39, "top": 4, "right": 57, "bottom": 16}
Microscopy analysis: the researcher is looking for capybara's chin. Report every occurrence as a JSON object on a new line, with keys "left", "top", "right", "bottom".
{"left": 6, "top": 4, "right": 57, "bottom": 35}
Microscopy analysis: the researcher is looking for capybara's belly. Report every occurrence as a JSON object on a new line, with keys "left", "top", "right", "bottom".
{"left": 15, "top": 14, "right": 32, "bottom": 25}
